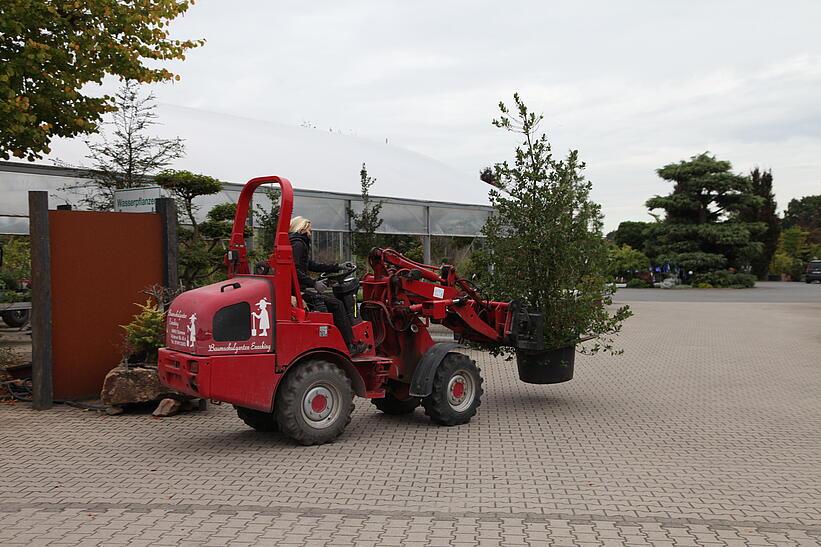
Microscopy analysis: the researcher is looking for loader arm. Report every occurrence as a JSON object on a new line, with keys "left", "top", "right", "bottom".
{"left": 363, "top": 248, "right": 544, "bottom": 352}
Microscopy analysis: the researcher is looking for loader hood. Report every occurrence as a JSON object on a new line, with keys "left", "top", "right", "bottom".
{"left": 165, "top": 276, "right": 275, "bottom": 356}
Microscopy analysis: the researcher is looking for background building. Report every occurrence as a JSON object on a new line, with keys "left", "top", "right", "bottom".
{"left": 0, "top": 161, "right": 491, "bottom": 267}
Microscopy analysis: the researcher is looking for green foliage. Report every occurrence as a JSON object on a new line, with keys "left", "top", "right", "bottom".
{"left": 380, "top": 234, "right": 423, "bottom": 262}
{"left": 121, "top": 299, "right": 165, "bottom": 363}
{"left": 608, "top": 244, "right": 649, "bottom": 280}
{"left": 0, "top": 237, "right": 30, "bottom": 282}
{"left": 0, "top": 0, "right": 202, "bottom": 161}
{"left": 645, "top": 152, "right": 765, "bottom": 273}
{"left": 611, "top": 221, "right": 652, "bottom": 253}
{"left": 155, "top": 170, "right": 222, "bottom": 238}
{"left": 691, "top": 270, "right": 756, "bottom": 288}
{"left": 0, "top": 237, "right": 30, "bottom": 302}
{"left": 474, "top": 94, "right": 632, "bottom": 354}
{"left": 177, "top": 201, "right": 238, "bottom": 289}
{"left": 626, "top": 278, "right": 652, "bottom": 289}
{"left": 253, "top": 186, "right": 281, "bottom": 257}
{"left": 348, "top": 163, "right": 383, "bottom": 261}
{"left": 769, "top": 226, "right": 821, "bottom": 280}
{"left": 153, "top": 170, "right": 229, "bottom": 289}
{"left": 199, "top": 203, "right": 237, "bottom": 240}
{"left": 737, "top": 168, "right": 780, "bottom": 279}
{"left": 783, "top": 194, "right": 821, "bottom": 245}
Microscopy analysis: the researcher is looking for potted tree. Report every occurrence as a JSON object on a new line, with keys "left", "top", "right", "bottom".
{"left": 475, "top": 95, "right": 632, "bottom": 383}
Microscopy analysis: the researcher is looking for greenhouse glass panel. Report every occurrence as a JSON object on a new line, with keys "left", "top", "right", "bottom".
{"left": 0, "top": 216, "right": 28, "bottom": 235}
{"left": 0, "top": 173, "right": 86, "bottom": 215}
{"left": 311, "top": 230, "right": 350, "bottom": 264}
{"left": 293, "top": 196, "right": 347, "bottom": 231}
{"left": 350, "top": 201, "right": 426, "bottom": 234}
{"left": 252, "top": 186, "right": 281, "bottom": 225}
{"left": 429, "top": 206, "right": 490, "bottom": 236}
{"left": 192, "top": 189, "right": 242, "bottom": 223}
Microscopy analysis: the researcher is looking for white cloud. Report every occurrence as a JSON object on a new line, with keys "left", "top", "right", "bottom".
{"left": 46, "top": 0, "right": 821, "bottom": 231}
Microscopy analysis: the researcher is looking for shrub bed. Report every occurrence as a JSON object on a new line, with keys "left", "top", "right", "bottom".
{"left": 692, "top": 270, "right": 756, "bottom": 288}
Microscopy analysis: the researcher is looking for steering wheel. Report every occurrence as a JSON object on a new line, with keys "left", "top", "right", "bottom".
{"left": 318, "top": 263, "right": 357, "bottom": 283}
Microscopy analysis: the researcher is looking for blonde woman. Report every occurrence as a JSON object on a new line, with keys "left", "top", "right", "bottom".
{"left": 289, "top": 216, "right": 367, "bottom": 355}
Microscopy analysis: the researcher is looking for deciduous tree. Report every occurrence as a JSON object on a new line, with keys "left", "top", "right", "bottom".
{"left": 0, "top": 0, "right": 202, "bottom": 161}
{"left": 783, "top": 193, "right": 821, "bottom": 244}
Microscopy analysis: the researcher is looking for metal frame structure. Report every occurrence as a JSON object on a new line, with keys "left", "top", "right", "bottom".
{"left": 0, "top": 161, "right": 493, "bottom": 263}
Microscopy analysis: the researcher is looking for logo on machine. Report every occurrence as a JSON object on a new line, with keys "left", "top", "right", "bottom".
{"left": 167, "top": 309, "right": 192, "bottom": 348}
{"left": 187, "top": 313, "right": 198, "bottom": 347}
{"left": 251, "top": 297, "right": 271, "bottom": 336}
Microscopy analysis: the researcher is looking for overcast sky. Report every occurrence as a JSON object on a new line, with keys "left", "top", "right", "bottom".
{"left": 66, "top": 1, "right": 821, "bottom": 231}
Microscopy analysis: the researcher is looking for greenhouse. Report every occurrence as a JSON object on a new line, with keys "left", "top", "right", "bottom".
{"left": 0, "top": 161, "right": 492, "bottom": 268}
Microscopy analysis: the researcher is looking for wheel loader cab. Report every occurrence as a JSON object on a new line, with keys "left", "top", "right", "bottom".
{"left": 157, "top": 175, "right": 367, "bottom": 413}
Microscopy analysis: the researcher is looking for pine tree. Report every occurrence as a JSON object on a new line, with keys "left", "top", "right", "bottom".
{"left": 645, "top": 152, "right": 765, "bottom": 273}
{"left": 738, "top": 168, "right": 780, "bottom": 279}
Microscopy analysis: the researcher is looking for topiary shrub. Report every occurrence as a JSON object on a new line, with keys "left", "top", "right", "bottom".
{"left": 626, "top": 278, "right": 652, "bottom": 289}
{"left": 691, "top": 270, "right": 756, "bottom": 288}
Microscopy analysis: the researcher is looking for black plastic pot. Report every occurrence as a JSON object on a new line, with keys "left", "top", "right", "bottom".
{"left": 515, "top": 346, "right": 575, "bottom": 384}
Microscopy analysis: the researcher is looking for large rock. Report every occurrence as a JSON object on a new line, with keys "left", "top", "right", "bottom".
{"left": 101, "top": 366, "right": 176, "bottom": 406}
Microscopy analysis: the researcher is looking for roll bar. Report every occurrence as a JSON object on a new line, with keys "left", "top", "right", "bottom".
{"left": 226, "top": 176, "right": 294, "bottom": 276}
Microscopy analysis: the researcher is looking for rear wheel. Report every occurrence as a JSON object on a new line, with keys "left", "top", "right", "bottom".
{"left": 372, "top": 393, "right": 421, "bottom": 415}
{"left": 275, "top": 360, "right": 354, "bottom": 445}
{"left": 234, "top": 406, "right": 278, "bottom": 432}
{"left": 2, "top": 309, "right": 30, "bottom": 328}
{"left": 422, "top": 353, "right": 483, "bottom": 426}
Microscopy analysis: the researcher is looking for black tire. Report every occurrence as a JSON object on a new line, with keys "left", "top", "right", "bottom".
{"left": 372, "top": 393, "right": 421, "bottom": 415}
{"left": 234, "top": 405, "right": 278, "bottom": 432}
{"left": 275, "top": 360, "right": 354, "bottom": 445}
{"left": 2, "top": 309, "right": 30, "bottom": 328}
{"left": 421, "top": 353, "right": 483, "bottom": 426}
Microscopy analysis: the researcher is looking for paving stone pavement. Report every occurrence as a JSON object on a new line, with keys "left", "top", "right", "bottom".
{"left": 1, "top": 300, "right": 819, "bottom": 546}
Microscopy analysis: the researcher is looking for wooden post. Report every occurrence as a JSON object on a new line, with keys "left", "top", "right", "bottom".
{"left": 29, "top": 191, "right": 53, "bottom": 409}
{"left": 156, "top": 198, "right": 178, "bottom": 290}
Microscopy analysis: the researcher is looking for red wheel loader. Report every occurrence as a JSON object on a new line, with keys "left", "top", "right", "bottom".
{"left": 158, "top": 176, "right": 562, "bottom": 445}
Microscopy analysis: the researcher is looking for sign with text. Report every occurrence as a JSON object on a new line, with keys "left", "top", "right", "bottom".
{"left": 114, "top": 186, "right": 164, "bottom": 213}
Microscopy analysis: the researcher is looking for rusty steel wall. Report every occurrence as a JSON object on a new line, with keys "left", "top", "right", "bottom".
{"left": 48, "top": 210, "right": 164, "bottom": 400}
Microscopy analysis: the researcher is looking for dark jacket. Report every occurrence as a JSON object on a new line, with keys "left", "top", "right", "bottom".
{"left": 289, "top": 232, "right": 337, "bottom": 290}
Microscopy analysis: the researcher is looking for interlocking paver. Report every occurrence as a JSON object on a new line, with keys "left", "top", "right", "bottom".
{"left": 1, "top": 299, "right": 820, "bottom": 545}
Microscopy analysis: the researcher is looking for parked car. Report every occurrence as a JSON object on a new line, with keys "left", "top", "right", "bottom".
{"left": 806, "top": 260, "right": 821, "bottom": 283}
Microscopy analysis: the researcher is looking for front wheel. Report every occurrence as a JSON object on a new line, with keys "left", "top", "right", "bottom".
{"left": 275, "top": 360, "right": 354, "bottom": 445}
{"left": 422, "top": 353, "right": 483, "bottom": 426}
